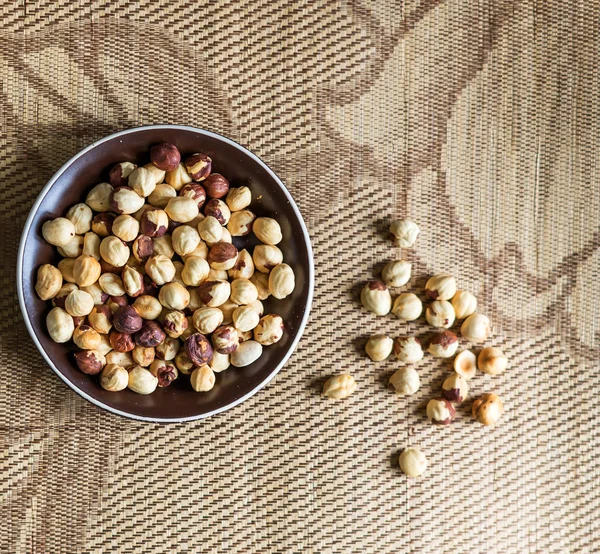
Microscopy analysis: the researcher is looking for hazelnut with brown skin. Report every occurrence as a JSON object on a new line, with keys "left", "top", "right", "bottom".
{"left": 162, "top": 310, "right": 188, "bottom": 339}
{"left": 185, "top": 333, "right": 214, "bottom": 366}
{"left": 180, "top": 183, "right": 207, "bottom": 208}
{"left": 134, "top": 321, "right": 166, "bottom": 348}
{"left": 425, "top": 300, "right": 455, "bottom": 329}
{"left": 393, "top": 337, "right": 424, "bottom": 363}
{"left": 149, "top": 360, "right": 178, "bottom": 387}
{"left": 113, "top": 305, "right": 143, "bottom": 334}
{"left": 109, "top": 331, "right": 135, "bottom": 353}
{"left": 472, "top": 393, "right": 504, "bottom": 426}
{"left": 106, "top": 294, "right": 128, "bottom": 314}
{"left": 156, "top": 336, "right": 180, "bottom": 361}
{"left": 360, "top": 281, "right": 392, "bottom": 316}
{"left": 197, "top": 280, "right": 231, "bottom": 307}
{"left": 88, "top": 305, "right": 113, "bottom": 334}
{"left": 204, "top": 198, "right": 231, "bottom": 226}
{"left": 185, "top": 152, "right": 212, "bottom": 181}
{"left": 52, "top": 283, "right": 78, "bottom": 308}
{"left": 425, "top": 274, "right": 457, "bottom": 300}
{"left": 203, "top": 173, "right": 229, "bottom": 198}
{"left": 74, "top": 350, "right": 106, "bottom": 375}
{"left": 253, "top": 314, "right": 284, "bottom": 346}
{"left": 211, "top": 325, "right": 239, "bottom": 354}
{"left": 140, "top": 209, "right": 169, "bottom": 237}
{"left": 428, "top": 331, "right": 459, "bottom": 358}
{"left": 441, "top": 373, "right": 469, "bottom": 404}
{"left": 150, "top": 142, "right": 181, "bottom": 171}
{"left": 109, "top": 162, "right": 137, "bottom": 187}
{"left": 132, "top": 235, "right": 154, "bottom": 263}
{"left": 228, "top": 249, "right": 254, "bottom": 280}
{"left": 426, "top": 398, "right": 456, "bottom": 425}
{"left": 91, "top": 213, "right": 115, "bottom": 237}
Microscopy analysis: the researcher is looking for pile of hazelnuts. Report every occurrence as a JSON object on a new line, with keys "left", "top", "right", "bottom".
{"left": 36, "top": 142, "right": 295, "bottom": 395}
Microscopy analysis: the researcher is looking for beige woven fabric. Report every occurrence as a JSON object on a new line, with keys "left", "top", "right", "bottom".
{"left": 1, "top": 1, "right": 599, "bottom": 552}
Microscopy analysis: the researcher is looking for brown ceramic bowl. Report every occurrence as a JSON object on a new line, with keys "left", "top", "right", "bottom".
{"left": 17, "top": 125, "right": 314, "bottom": 422}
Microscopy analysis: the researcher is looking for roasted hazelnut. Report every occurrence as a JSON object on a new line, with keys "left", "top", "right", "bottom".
{"left": 226, "top": 186, "right": 252, "bottom": 212}
{"left": 42, "top": 217, "right": 75, "bottom": 247}
{"left": 228, "top": 279, "right": 257, "bottom": 306}
{"left": 253, "top": 245, "right": 282, "bottom": 274}
{"left": 382, "top": 260, "right": 411, "bottom": 288}
{"left": 128, "top": 166, "right": 156, "bottom": 197}
{"left": 170, "top": 225, "right": 200, "bottom": 257}
{"left": 149, "top": 359, "right": 178, "bottom": 387}
{"left": 122, "top": 265, "right": 144, "bottom": 297}
{"left": 230, "top": 340, "right": 262, "bottom": 367}
{"left": 268, "top": 264, "right": 295, "bottom": 300}
{"left": 73, "top": 325, "right": 102, "bottom": 350}
{"left": 363, "top": 335, "right": 392, "bottom": 362}
{"left": 46, "top": 307, "right": 74, "bottom": 343}
{"left": 199, "top": 173, "right": 227, "bottom": 199}
{"left": 451, "top": 290, "right": 477, "bottom": 319}
{"left": 232, "top": 306, "right": 260, "bottom": 333}
{"left": 227, "top": 210, "right": 255, "bottom": 236}
{"left": 425, "top": 300, "right": 455, "bottom": 328}
{"left": 58, "top": 258, "right": 77, "bottom": 283}
{"left": 35, "top": 264, "right": 63, "bottom": 300}
{"left": 252, "top": 314, "right": 284, "bottom": 345}
{"left": 133, "top": 295, "right": 162, "bottom": 320}
{"left": 192, "top": 307, "right": 223, "bottom": 335}
{"left": 109, "top": 331, "right": 135, "bottom": 352}
{"left": 360, "top": 281, "right": 391, "bottom": 315}
{"left": 98, "top": 273, "right": 126, "bottom": 296}
{"left": 211, "top": 325, "right": 239, "bottom": 354}
{"left": 185, "top": 333, "right": 214, "bottom": 366}
{"left": 105, "top": 350, "right": 133, "bottom": 367}
{"left": 180, "top": 183, "right": 207, "bottom": 209}
{"left": 134, "top": 321, "right": 166, "bottom": 348}
{"left": 109, "top": 161, "right": 137, "bottom": 187}
{"left": 52, "top": 283, "right": 78, "bottom": 308}
{"left": 152, "top": 235, "right": 175, "bottom": 259}
{"left": 57, "top": 235, "right": 84, "bottom": 258}
{"left": 88, "top": 305, "right": 113, "bottom": 334}
{"left": 110, "top": 186, "right": 144, "bottom": 215}
{"left": 426, "top": 398, "right": 456, "bottom": 425}
{"left": 91, "top": 213, "right": 116, "bottom": 237}
{"left": 127, "top": 365, "right": 158, "bottom": 394}
{"left": 83, "top": 232, "right": 101, "bottom": 260}
{"left": 197, "top": 280, "right": 231, "bottom": 307}
{"left": 472, "top": 393, "right": 504, "bottom": 426}
{"left": 197, "top": 215, "right": 223, "bottom": 244}
{"left": 224, "top": 249, "right": 253, "bottom": 281}
{"left": 428, "top": 331, "right": 459, "bottom": 358}
{"left": 145, "top": 255, "right": 176, "bottom": 285}
{"left": 100, "top": 236, "right": 130, "bottom": 267}
{"left": 162, "top": 310, "right": 188, "bottom": 338}
{"left": 111, "top": 215, "right": 139, "bottom": 243}
{"left": 253, "top": 217, "right": 282, "bottom": 245}
{"left": 460, "top": 313, "right": 491, "bottom": 342}
{"left": 210, "top": 351, "right": 230, "bottom": 373}
{"left": 250, "top": 272, "right": 270, "bottom": 300}
{"left": 165, "top": 196, "right": 199, "bottom": 223}
{"left": 158, "top": 282, "right": 190, "bottom": 311}
{"left": 139, "top": 208, "right": 168, "bottom": 238}
{"left": 100, "top": 363, "right": 129, "bottom": 391}
{"left": 65, "top": 289, "right": 94, "bottom": 317}
{"left": 143, "top": 162, "right": 166, "bottom": 186}
{"left": 391, "top": 292, "right": 422, "bottom": 322}
{"left": 204, "top": 198, "right": 230, "bottom": 226}
{"left": 389, "top": 219, "right": 420, "bottom": 247}
{"left": 190, "top": 365, "right": 215, "bottom": 392}
{"left": 477, "top": 347, "right": 507, "bottom": 375}
{"left": 148, "top": 183, "right": 177, "bottom": 208}
{"left": 72, "top": 255, "right": 101, "bottom": 288}
{"left": 150, "top": 142, "right": 181, "bottom": 171}
{"left": 74, "top": 350, "right": 106, "bottom": 375}
{"left": 442, "top": 373, "right": 469, "bottom": 404}
{"left": 165, "top": 162, "right": 193, "bottom": 191}
{"left": 453, "top": 349, "right": 477, "bottom": 380}
{"left": 130, "top": 235, "right": 154, "bottom": 264}
{"left": 85, "top": 182, "right": 113, "bottom": 212}
{"left": 174, "top": 351, "right": 195, "bottom": 375}
{"left": 393, "top": 337, "right": 424, "bottom": 363}
{"left": 181, "top": 256, "right": 210, "bottom": 287}
{"left": 66, "top": 203, "right": 93, "bottom": 234}
{"left": 180, "top": 316, "right": 195, "bottom": 340}
{"left": 389, "top": 367, "right": 420, "bottom": 395}
{"left": 399, "top": 447, "right": 427, "bottom": 478}
{"left": 323, "top": 374, "right": 357, "bottom": 399}
{"left": 425, "top": 274, "right": 457, "bottom": 300}
{"left": 96, "top": 334, "right": 113, "bottom": 356}
{"left": 113, "top": 305, "right": 143, "bottom": 334}
{"left": 184, "top": 152, "right": 211, "bottom": 181}
{"left": 156, "top": 335, "right": 179, "bottom": 360}
{"left": 106, "top": 294, "right": 128, "bottom": 314}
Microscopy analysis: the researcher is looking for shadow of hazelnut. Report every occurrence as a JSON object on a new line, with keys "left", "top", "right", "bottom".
{"left": 374, "top": 217, "right": 394, "bottom": 244}
{"left": 308, "top": 376, "right": 327, "bottom": 395}
{"left": 351, "top": 334, "right": 370, "bottom": 357}
{"left": 390, "top": 449, "right": 403, "bottom": 471}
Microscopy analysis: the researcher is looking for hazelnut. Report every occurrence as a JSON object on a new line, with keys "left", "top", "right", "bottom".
{"left": 181, "top": 240, "right": 208, "bottom": 261}
{"left": 229, "top": 279, "right": 257, "bottom": 306}
{"left": 73, "top": 325, "right": 102, "bottom": 350}
{"left": 442, "top": 373, "right": 469, "bottom": 404}
{"left": 389, "top": 367, "right": 420, "bottom": 395}
{"left": 158, "top": 282, "right": 190, "bottom": 311}
{"left": 382, "top": 260, "right": 411, "bottom": 288}
{"left": 150, "top": 142, "right": 181, "bottom": 171}
{"left": 105, "top": 350, "right": 133, "bottom": 367}
{"left": 35, "top": 264, "right": 63, "bottom": 300}
{"left": 52, "top": 283, "right": 79, "bottom": 308}
{"left": 74, "top": 350, "right": 106, "bottom": 375}
{"left": 428, "top": 331, "right": 459, "bottom": 358}
{"left": 365, "top": 335, "right": 393, "bottom": 361}
{"left": 162, "top": 310, "right": 188, "bottom": 339}
{"left": 100, "top": 363, "right": 129, "bottom": 391}
{"left": 88, "top": 305, "right": 113, "bottom": 334}
{"left": 72, "top": 255, "right": 102, "bottom": 288}
{"left": 460, "top": 313, "right": 491, "bottom": 342}
{"left": 453, "top": 350, "right": 477, "bottom": 380}
{"left": 83, "top": 232, "right": 101, "bottom": 260}
{"left": 96, "top": 334, "right": 113, "bottom": 356}
{"left": 165, "top": 163, "right": 193, "bottom": 191}
{"left": 91, "top": 213, "right": 115, "bottom": 237}
{"left": 252, "top": 217, "right": 282, "bottom": 246}
{"left": 211, "top": 325, "right": 239, "bottom": 354}
{"left": 197, "top": 216, "right": 223, "bottom": 245}
{"left": 100, "top": 236, "right": 130, "bottom": 267}
{"left": 185, "top": 152, "right": 212, "bottom": 181}
{"left": 227, "top": 210, "right": 255, "bottom": 236}
{"left": 46, "top": 307, "right": 74, "bottom": 343}
{"left": 111, "top": 215, "right": 140, "bottom": 242}
{"left": 185, "top": 333, "right": 214, "bottom": 366}
{"left": 228, "top": 249, "right": 254, "bottom": 280}
{"left": 391, "top": 292, "right": 422, "bottom": 322}
{"left": 399, "top": 447, "right": 427, "bottom": 478}
{"left": 237, "top": 330, "right": 253, "bottom": 343}
{"left": 425, "top": 300, "right": 455, "bottom": 328}
{"left": 232, "top": 306, "right": 260, "bottom": 333}
{"left": 208, "top": 268, "right": 228, "bottom": 281}
{"left": 181, "top": 256, "right": 210, "bottom": 287}
{"left": 98, "top": 273, "right": 126, "bottom": 296}
{"left": 451, "top": 290, "right": 477, "bottom": 319}
{"left": 180, "top": 182, "right": 207, "bottom": 207}
{"left": 477, "top": 347, "right": 507, "bottom": 375}
{"left": 204, "top": 198, "right": 230, "bottom": 226}
{"left": 322, "top": 374, "right": 357, "bottom": 399}
{"left": 85, "top": 182, "right": 113, "bottom": 212}
{"left": 193, "top": 307, "right": 223, "bottom": 334}
{"left": 122, "top": 265, "right": 144, "bottom": 297}
{"left": 127, "top": 365, "right": 158, "bottom": 394}
{"left": 81, "top": 282, "right": 108, "bottom": 305}
{"left": 200, "top": 173, "right": 228, "bottom": 198}
{"left": 113, "top": 305, "right": 143, "bottom": 334}
{"left": 133, "top": 295, "right": 163, "bottom": 320}
{"left": 360, "top": 281, "right": 392, "bottom": 316}
{"left": 197, "top": 280, "right": 231, "bottom": 307}
{"left": 57, "top": 235, "right": 84, "bottom": 258}
{"left": 133, "top": 203, "right": 156, "bottom": 223}
{"left": 143, "top": 276, "right": 160, "bottom": 297}
{"left": 42, "top": 217, "right": 76, "bottom": 247}
{"left": 425, "top": 274, "right": 457, "bottom": 300}
{"left": 165, "top": 196, "right": 199, "bottom": 223}
{"left": 148, "top": 183, "right": 177, "bottom": 208}
{"left": 250, "top": 272, "right": 270, "bottom": 300}
{"left": 472, "top": 393, "right": 504, "bottom": 425}
{"left": 66, "top": 203, "right": 93, "bottom": 234}
{"left": 268, "top": 264, "right": 295, "bottom": 300}
{"left": 134, "top": 321, "right": 166, "bottom": 348}
{"left": 128, "top": 166, "right": 156, "bottom": 197}
{"left": 190, "top": 365, "right": 216, "bottom": 392}
{"left": 171, "top": 225, "right": 201, "bottom": 257}
{"left": 144, "top": 255, "right": 176, "bottom": 285}
{"left": 110, "top": 331, "right": 135, "bottom": 352}
{"left": 140, "top": 208, "right": 169, "bottom": 237}
{"left": 152, "top": 235, "right": 175, "bottom": 259}
{"left": 110, "top": 186, "right": 145, "bottom": 215}
{"left": 253, "top": 244, "right": 283, "bottom": 273}
{"left": 226, "top": 186, "right": 252, "bottom": 212}
{"left": 58, "top": 258, "right": 77, "bottom": 283}
{"left": 426, "top": 398, "right": 456, "bottom": 425}
{"left": 210, "top": 351, "right": 231, "bottom": 373}
{"left": 230, "top": 340, "right": 262, "bottom": 367}
{"left": 65, "top": 289, "right": 94, "bottom": 317}
{"left": 142, "top": 162, "right": 166, "bottom": 185}
{"left": 393, "top": 337, "right": 424, "bottom": 363}
{"left": 106, "top": 295, "right": 128, "bottom": 314}
{"left": 147, "top": 360, "right": 177, "bottom": 388}
{"left": 174, "top": 351, "right": 195, "bottom": 375}
{"left": 252, "top": 314, "right": 284, "bottom": 345}
{"left": 389, "top": 219, "right": 420, "bottom": 247}
{"left": 109, "top": 161, "right": 137, "bottom": 187}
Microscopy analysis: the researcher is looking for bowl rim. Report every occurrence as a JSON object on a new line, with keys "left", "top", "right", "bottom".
{"left": 16, "top": 124, "right": 314, "bottom": 423}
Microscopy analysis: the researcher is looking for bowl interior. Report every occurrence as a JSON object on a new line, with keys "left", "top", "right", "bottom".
{"left": 19, "top": 126, "right": 313, "bottom": 421}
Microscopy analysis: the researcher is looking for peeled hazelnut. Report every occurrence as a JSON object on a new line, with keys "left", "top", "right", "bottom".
{"left": 442, "top": 373, "right": 469, "bottom": 404}
{"left": 110, "top": 186, "right": 144, "bottom": 215}
{"left": 197, "top": 215, "right": 223, "bottom": 245}
{"left": 425, "top": 300, "right": 455, "bottom": 328}
{"left": 73, "top": 325, "right": 102, "bottom": 350}
{"left": 133, "top": 295, "right": 163, "bottom": 320}
{"left": 88, "top": 305, "right": 113, "bottom": 334}
{"left": 150, "top": 142, "right": 181, "bottom": 171}
{"left": 228, "top": 249, "right": 254, "bottom": 281}
{"left": 391, "top": 293, "right": 422, "bottom": 322}
{"left": 230, "top": 340, "right": 262, "bottom": 367}
{"left": 100, "top": 236, "right": 130, "bottom": 267}
{"left": 197, "top": 280, "right": 231, "bottom": 307}
{"left": 109, "top": 331, "right": 135, "bottom": 352}
{"left": 152, "top": 235, "right": 175, "bottom": 259}
{"left": 111, "top": 215, "right": 139, "bottom": 243}
{"left": 428, "top": 331, "right": 459, "bottom": 358}
{"left": 139, "top": 208, "right": 168, "bottom": 238}
{"left": 145, "top": 255, "right": 176, "bottom": 285}
{"left": 425, "top": 274, "right": 457, "bottom": 300}
{"left": 46, "top": 307, "right": 74, "bottom": 343}
{"left": 389, "top": 367, "right": 420, "bottom": 395}
{"left": 393, "top": 337, "right": 424, "bottom": 364}
{"left": 451, "top": 290, "right": 477, "bottom": 319}
{"left": 100, "top": 363, "right": 129, "bottom": 391}
{"left": 85, "top": 182, "right": 113, "bottom": 212}
{"left": 83, "top": 232, "right": 101, "bottom": 260}
{"left": 127, "top": 365, "right": 158, "bottom": 394}
{"left": 165, "top": 163, "right": 193, "bottom": 191}
{"left": 162, "top": 310, "right": 188, "bottom": 339}
{"left": 106, "top": 350, "right": 133, "bottom": 367}
{"left": 42, "top": 217, "right": 75, "bottom": 247}
{"left": 427, "top": 398, "right": 456, "bottom": 425}
{"left": 98, "top": 273, "right": 126, "bottom": 296}
{"left": 389, "top": 219, "right": 420, "bottom": 247}
{"left": 253, "top": 244, "right": 283, "bottom": 273}
{"left": 122, "top": 265, "right": 144, "bottom": 297}
{"left": 193, "top": 307, "right": 223, "bottom": 334}
{"left": 210, "top": 351, "right": 231, "bottom": 373}
{"left": 268, "top": 264, "right": 295, "bottom": 300}
{"left": 109, "top": 161, "right": 137, "bottom": 187}
{"left": 52, "top": 283, "right": 79, "bottom": 308}
{"left": 227, "top": 210, "right": 255, "bottom": 236}
{"left": 323, "top": 374, "right": 357, "bottom": 399}
{"left": 113, "top": 305, "right": 143, "bottom": 334}
{"left": 232, "top": 306, "right": 260, "bottom": 333}
{"left": 365, "top": 335, "right": 393, "bottom": 361}
{"left": 204, "top": 198, "right": 230, "bottom": 226}
{"left": 185, "top": 152, "right": 212, "bottom": 181}
{"left": 148, "top": 183, "right": 177, "bottom": 208}
{"left": 361, "top": 281, "right": 392, "bottom": 316}
{"left": 208, "top": 268, "right": 228, "bottom": 281}
{"left": 190, "top": 365, "right": 216, "bottom": 392}
{"left": 382, "top": 260, "right": 411, "bottom": 288}
{"left": 57, "top": 235, "right": 84, "bottom": 258}
{"left": 142, "top": 162, "right": 166, "bottom": 186}
{"left": 91, "top": 213, "right": 116, "bottom": 237}
{"left": 226, "top": 186, "right": 252, "bottom": 212}
{"left": 250, "top": 272, "right": 270, "bottom": 300}
{"left": 158, "top": 282, "right": 190, "bottom": 311}
{"left": 211, "top": 325, "right": 239, "bottom": 354}
{"left": 252, "top": 217, "right": 282, "bottom": 246}
{"left": 399, "top": 447, "right": 427, "bottom": 478}
{"left": 472, "top": 393, "right": 504, "bottom": 425}
{"left": 229, "top": 279, "right": 258, "bottom": 306}
{"left": 134, "top": 321, "right": 166, "bottom": 348}
{"left": 174, "top": 351, "right": 195, "bottom": 375}
{"left": 66, "top": 203, "right": 93, "bottom": 234}
{"left": 171, "top": 225, "right": 200, "bottom": 257}
{"left": 35, "top": 264, "right": 63, "bottom": 300}
{"left": 65, "top": 289, "right": 94, "bottom": 317}
{"left": 252, "top": 314, "right": 284, "bottom": 346}
{"left": 74, "top": 350, "right": 106, "bottom": 375}
{"left": 165, "top": 196, "right": 199, "bottom": 223}
{"left": 185, "top": 333, "right": 214, "bottom": 366}
{"left": 128, "top": 166, "right": 156, "bottom": 197}
{"left": 58, "top": 258, "right": 77, "bottom": 283}
{"left": 460, "top": 313, "right": 491, "bottom": 342}
{"left": 72, "top": 255, "right": 101, "bottom": 288}
{"left": 477, "top": 347, "right": 507, "bottom": 375}
{"left": 181, "top": 256, "right": 210, "bottom": 287}
{"left": 453, "top": 350, "right": 477, "bottom": 380}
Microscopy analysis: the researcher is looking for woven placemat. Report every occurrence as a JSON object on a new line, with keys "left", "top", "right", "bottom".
{"left": 1, "top": 1, "right": 599, "bottom": 552}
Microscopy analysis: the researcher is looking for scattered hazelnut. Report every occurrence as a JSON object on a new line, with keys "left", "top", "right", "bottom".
{"left": 181, "top": 256, "right": 210, "bottom": 286}
{"left": 162, "top": 310, "right": 188, "bottom": 339}
{"left": 382, "top": 260, "right": 411, "bottom": 288}
{"left": 180, "top": 182, "right": 207, "bottom": 208}
{"left": 425, "top": 274, "right": 457, "bottom": 300}
{"left": 193, "top": 307, "right": 224, "bottom": 335}
{"left": 98, "top": 273, "right": 126, "bottom": 296}
{"left": 203, "top": 173, "right": 229, "bottom": 198}
{"left": 477, "top": 347, "right": 507, "bottom": 375}
{"left": 99, "top": 236, "right": 130, "bottom": 267}
{"left": 100, "top": 363, "right": 129, "bottom": 391}
{"left": 128, "top": 166, "right": 156, "bottom": 197}
{"left": 85, "top": 182, "right": 113, "bottom": 212}
{"left": 253, "top": 244, "right": 283, "bottom": 273}
{"left": 35, "top": 264, "right": 63, "bottom": 300}
{"left": 389, "top": 367, "right": 420, "bottom": 395}
{"left": 209, "top": 268, "right": 229, "bottom": 281}
{"left": 158, "top": 282, "right": 190, "bottom": 311}
{"left": 451, "top": 290, "right": 477, "bottom": 319}
{"left": 83, "top": 232, "right": 101, "bottom": 260}
{"left": 109, "top": 331, "right": 135, "bottom": 352}
{"left": 211, "top": 325, "right": 239, "bottom": 354}
{"left": 110, "top": 186, "right": 145, "bottom": 215}
{"left": 323, "top": 374, "right": 357, "bottom": 399}
{"left": 250, "top": 272, "right": 270, "bottom": 300}
{"left": 227, "top": 210, "right": 256, "bottom": 236}
{"left": 472, "top": 393, "right": 504, "bottom": 426}
{"left": 66, "top": 203, "right": 93, "bottom": 234}
{"left": 207, "top": 242, "right": 238, "bottom": 271}
{"left": 72, "top": 325, "right": 101, "bottom": 351}
{"left": 122, "top": 265, "right": 144, "bottom": 297}
{"left": 197, "top": 280, "right": 231, "bottom": 307}
{"left": 365, "top": 335, "right": 393, "bottom": 361}
{"left": 389, "top": 219, "right": 420, "bottom": 247}
{"left": 57, "top": 235, "right": 84, "bottom": 258}
{"left": 197, "top": 215, "right": 223, "bottom": 244}
{"left": 46, "top": 307, "right": 75, "bottom": 343}
{"left": 73, "top": 255, "right": 102, "bottom": 288}
{"left": 185, "top": 333, "right": 214, "bottom": 366}
{"left": 425, "top": 300, "right": 455, "bottom": 328}
{"left": 185, "top": 152, "right": 212, "bottom": 181}
{"left": 360, "top": 281, "right": 392, "bottom": 316}
{"left": 399, "top": 447, "right": 427, "bottom": 477}
{"left": 148, "top": 183, "right": 177, "bottom": 208}
{"left": 460, "top": 313, "right": 491, "bottom": 342}
{"left": 442, "top": 373, "right": 469, "bottom": 404}
{"left": 232, "top": 306, "right": 261, "bottom": 333}
{"left": 140, "top": 208, "right": 169, "bottom": 237}
{"left": 453, "top": 350, "right": 477, "bottom": 380}
{"left": 144, "top": 255, "right": 176, "bottom": 285}
{"left": 253, "top": 217, "right": 282, "bottom": 245}
{"left": 174, "top": 351, "right": 195, "bottom": 375}
{"left": 133, "top": 295, "right": 163, "bottom": 320}
{"left": 391, "top": 292, "right": 422, "bottom": 322}
{"left": 111, "top": 214, "right": 140, "bottom": 243}
{"left": 149, "top": 360, "right": 178, "bottom": 387}
{"left": 210, "top": 351, "right": 231, "bottom": 373}
{"left": 170, "top": 225, "right": 200, "bottom": 257}
{"left": 253, "top": 314, "right": 284, "bottom": 345}
{"left": 268, "top": 263, "right": 295, "bottom": 300}
{"left": 88, "top": 305, "right": 113, "bottom": 334}
{"left": 74, "top": 350, "right": 106, "bottom": 375}
{"left": 42, "top": 217, "right": 76, "bottom": 247}
{"left": 228, "top": 249, "right": 254, "bottom": 281}
{"left": 204, "top": 198, "right": 231, "bottom": 226}
{"left": 127, "top": 365, "right": 158, "bottom": 394}
{"left": 91, "top": 213, "right": 115, "bottom": 237}
{"left": 165, "top": 196, "right": 199, "bottom": 223}
{"left": 150, "top": 142, "right": 181, "bottom": 171}
{"left": 109, "top": 162, "right": 137, "bottom": 187}
{"left": 58, "top": 258, "right": 77, "bottom": 283}
{"left": 230, "top": 340, "right": 262, "bottom": 367}
{"left": 226, "top": 186, "right": 252, "bottom": 212}
{"left": 165, "top": 163, "right": 193, "bottom": 191}
{"left": 393, "top": 337, "right": 424, "bottom": 363}
{"left": 229, "top": 278, "right": 258, "bottom": 306}
{"left": 152, "top": 235, "right": 175, "bottom": 259}
{"left": 143, "top": 162, "right": 166, "bottom": 186}
{"left": 134, "top": 321, "right": 166, "bottom": 348}
{"left": 113, "top": 305, "right": 143, "bottom": 334}
{"left": 428, "top": 331, "right": 459, "bottom": 358}
{"left": 190, "top": 365, "right": 216, "bottom": 392}
{"left": 105, "top": 350, "right": 133, "bottom": 367}
{"left": 426, "top": 398, "right": 456, "bottom": 425}
{"left": 65, "top": 289, "right": 95, "bottom": 317}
